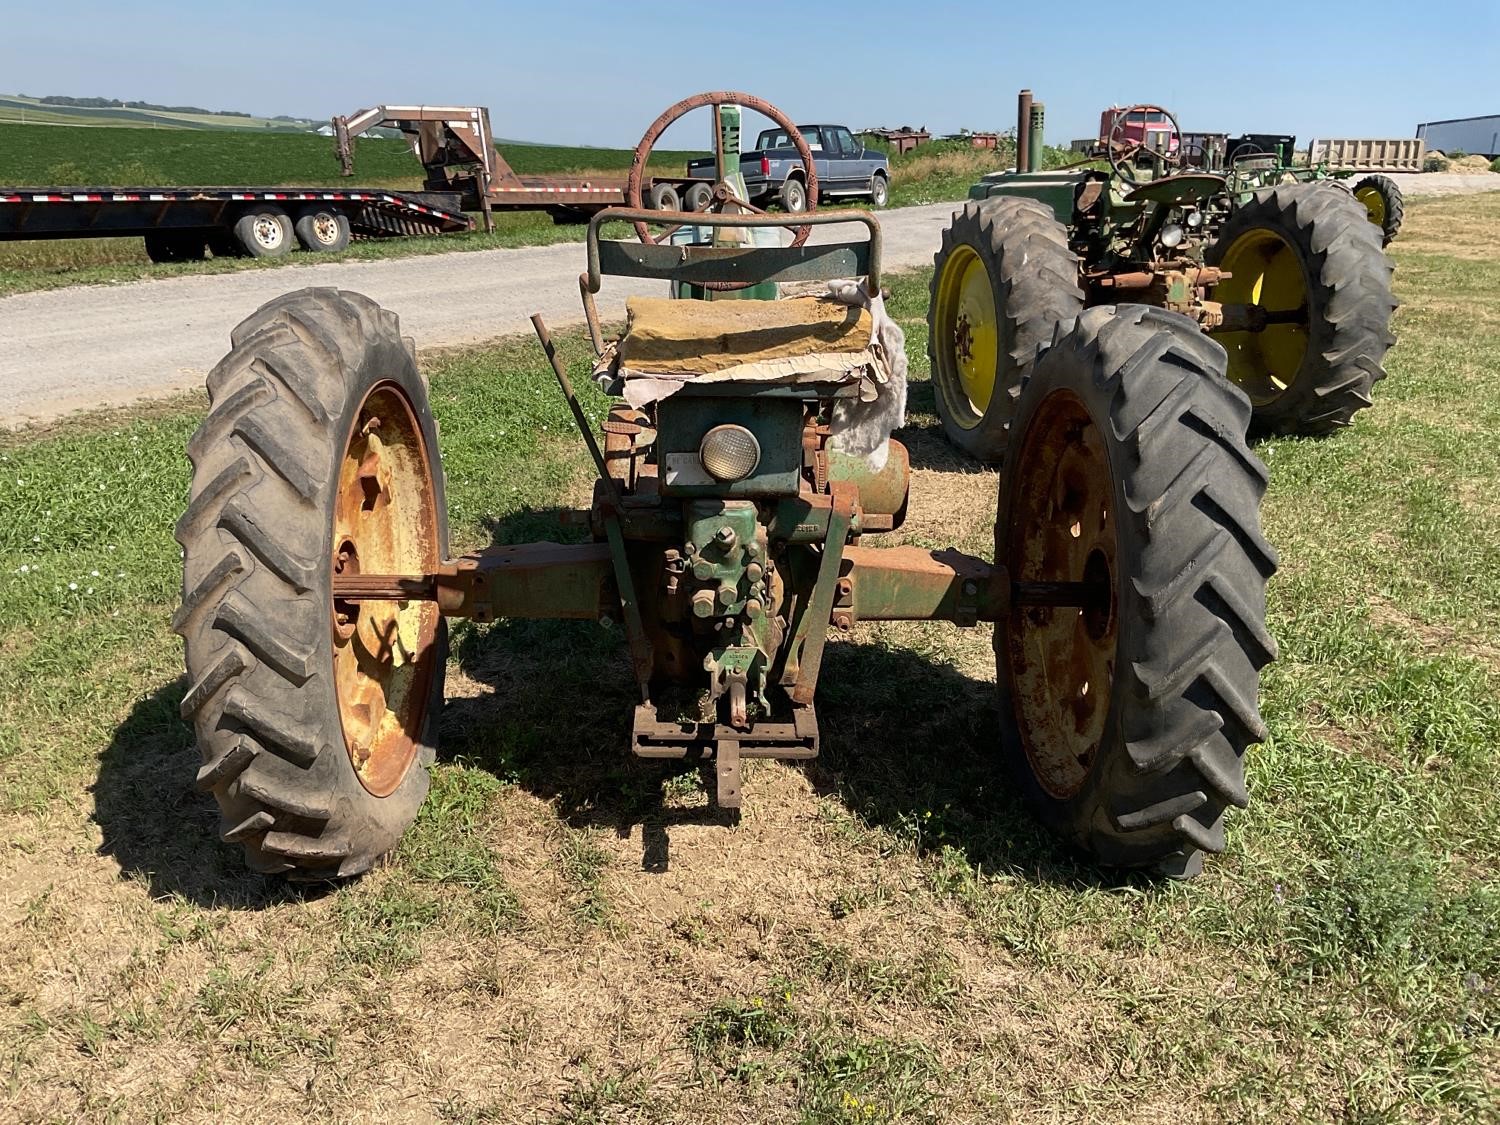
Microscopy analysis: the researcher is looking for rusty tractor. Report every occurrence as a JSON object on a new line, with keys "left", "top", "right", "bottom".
{"left": 176, "top": 92, "right": 1276, "bottom": 883}
{"left": 929, "top": 92, "right": 1397, "bottom": 459}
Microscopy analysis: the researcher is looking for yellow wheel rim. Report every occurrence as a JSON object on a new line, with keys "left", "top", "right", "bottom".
{"left": 1004, "top": 389, "right": 1118, "bottom": 800}
{"left": 934, "top": 245, "right": 999, "bottom": 425}
{"left": 1213, "top": 228, "right": 1310, "bottom": 406}
{"left": 331, "top": 382, "right": 441, "bottom": 798}
{"left": 1354, "top": 185, "right": 1386, "bottom": 228}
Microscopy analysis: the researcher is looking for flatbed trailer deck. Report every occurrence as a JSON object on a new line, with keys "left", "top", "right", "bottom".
{"left": 0, "top": 184, "right": 471, "bottom": 260}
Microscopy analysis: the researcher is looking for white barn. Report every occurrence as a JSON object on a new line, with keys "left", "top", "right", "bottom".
{"left": 1416, "top": 115, "right": 1500, "bottom": 158}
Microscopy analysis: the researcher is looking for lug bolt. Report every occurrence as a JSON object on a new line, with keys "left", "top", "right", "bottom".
{"left": 746, "top": 562, "right": 764, "bottom": 582}
{"left": 746, "top": 598, "right": 763, "bottom": 619}
{"left": 717, "top": 583, "right": 736, "bottom": 606}
{"left": 691, "top": 590, "right": 717, "bottom": 618}
{"left": 714, "top": 526, "right": 738, "bottom": 550}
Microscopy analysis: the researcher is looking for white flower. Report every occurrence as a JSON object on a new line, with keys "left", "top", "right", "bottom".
{"left": 90, "top": 570, "right": 100, "bottom": 577}
{"left": 17, "top": 565, "right": 28, "bottom": 574}
{"left": 68, "top": 582, "right": 77, "bottom": 590}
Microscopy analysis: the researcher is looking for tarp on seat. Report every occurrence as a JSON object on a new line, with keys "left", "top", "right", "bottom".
{"left": 618, "top": 295, "right": 875, "bottom": 376}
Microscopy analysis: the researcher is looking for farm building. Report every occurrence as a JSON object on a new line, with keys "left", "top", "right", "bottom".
{"left": 1416, "top": 114, "right": 1500, "bottom": 157}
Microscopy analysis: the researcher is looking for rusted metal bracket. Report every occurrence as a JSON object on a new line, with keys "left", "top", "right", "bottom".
{"left": 331, "top": 542, "right": 614, "bottom": 622}
{"left": 533, "top": 313, "right": 653, "bottom": 699}
{"left": 838, "top": 546, "right": 1005, "bottom": 625}
{"left": 789, "top": 481, "right": 856, "bottom": 706}
{"left": 631, "top": 701, "right": 818, "bottom": 809}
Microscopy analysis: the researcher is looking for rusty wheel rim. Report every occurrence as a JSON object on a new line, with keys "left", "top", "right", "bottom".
{"left": 312, "top": 213, "right": 340, "bottom": 246}
{"left": 331, "top": 382, "right": 441, "bottom": 797}
{"left": 1004, "top": 389, "right": 1118, "bottom": 800}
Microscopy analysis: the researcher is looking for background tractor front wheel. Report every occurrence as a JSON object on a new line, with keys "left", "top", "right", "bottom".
{"left": 1351, "top": 174, "right": 1404, "bottom": 246}
{"left": 175, "top": 287, "right": 449, "bottom": 879}
{"left": 1207, "top": 182, "right": 1396, "bottom": 435}
{"left": 995, "top": 306, "right": 1278, "bottom": 876}
{"left": 927, "top": 197, "right": 1082, "bottom": 462}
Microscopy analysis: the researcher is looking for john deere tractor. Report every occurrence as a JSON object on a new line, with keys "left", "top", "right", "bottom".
{"left": 176, "top": 92, "right": 1276, "bottom": 884}
{"left": 930, "top": 93, "right": 1397, "bottom": 460}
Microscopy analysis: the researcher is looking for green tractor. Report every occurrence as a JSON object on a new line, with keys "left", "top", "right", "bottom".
{"left": 176, "top": 92, "right": 1276, "bottom": 883}
{"left": 930, "top": 94, "right": 1397, "bottom": 460}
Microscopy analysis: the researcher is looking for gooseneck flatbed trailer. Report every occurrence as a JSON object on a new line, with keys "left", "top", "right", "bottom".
{"left": 0, "top": 183, "right": 472, "bottom": 261}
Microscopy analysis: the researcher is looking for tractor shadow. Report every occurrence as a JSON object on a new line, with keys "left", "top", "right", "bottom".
{"left": 92, "top": 678, "right": 329, "bottom": 909}
{"left": 445, "top": 607, "right": 1105, "bottom": 888}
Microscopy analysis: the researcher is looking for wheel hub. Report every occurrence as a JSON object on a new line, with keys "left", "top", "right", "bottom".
{"left": 331, "top": 384, "right": 441, "bottom": 797}
{"left": 935, "top": 245, "right": 999, "bottom": 424}
{"left": 1212, "top": 227, "right": 1311, "bottom": 405}
{"left": 314, "top": 214, "right": 339, "bottom": 244}
{"left": 253, "top": 216, "right": 281, "bottom": 249}
{"left": 1004, "top": 390, "right": 1118, "bottom": 800}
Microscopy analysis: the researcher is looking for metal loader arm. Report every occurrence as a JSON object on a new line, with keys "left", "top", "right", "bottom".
{"left": 332, "top": 104, "right": 498, "bottom": 189}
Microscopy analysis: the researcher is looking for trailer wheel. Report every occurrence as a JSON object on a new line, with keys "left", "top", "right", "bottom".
{"left": 779, "top": 176, "right": 808, "bottom": 214}
{"left": 294, "top": 208, "right": 352, "bottom": 253}
{"left": 175, "top": 287, "right": 448, "bottom": 880}
{"left": 995, "top": 305, "right": 1277, "bottom": 877}
{"left": 234, "top": 207, "right": 294, "bottom": 258}
{"left": 648, "top": 183, "right": 681, "bottom": 212}
{"left": 927, "top": 196, "right": 1083, "bottom": 461}
{"left": 684, "top": 181, "right": 714, "bottom": 212}
{"left": 208, "top": 234, "right": 243, "bottom": 259}
{"left": 144, "top": 232, "right": 208, "bottom": 263}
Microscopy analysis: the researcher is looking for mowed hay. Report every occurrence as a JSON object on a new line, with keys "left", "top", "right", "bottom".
{"left": 2, "top": 215, "right": 1500, "bottom": 1120}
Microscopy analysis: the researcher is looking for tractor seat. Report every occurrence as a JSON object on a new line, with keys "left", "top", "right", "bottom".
{"left": 616, "top": 295, "right": 875, "bottom": 379}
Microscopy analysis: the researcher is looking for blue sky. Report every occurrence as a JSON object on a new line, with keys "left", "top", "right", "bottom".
{"left": 3, "top": 0, "right": 1496, "bottom": 148}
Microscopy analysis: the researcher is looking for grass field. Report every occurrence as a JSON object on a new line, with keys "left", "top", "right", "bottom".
{"left": 4, "top": 191, "right": 1494, "bottom": 1122}
{"left": 0, "top": 127, "right": 1010, "bottom": 297}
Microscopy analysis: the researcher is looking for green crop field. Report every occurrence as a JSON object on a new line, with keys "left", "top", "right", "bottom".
{"left": 0, "top": 193, "right": 1497, "bottom": 1121}
{"left": 0, "top": 94, "right": 310, "bottom": 131}
{"left": 0, "top": 122, "right": 703, "bottom": 188}
{"left": 0, "top": 130, "right": 1011, "bottom": 297}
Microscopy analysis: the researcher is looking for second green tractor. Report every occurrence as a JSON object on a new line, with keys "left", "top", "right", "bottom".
{"left": 930, "top": 94, "right": 1398, "bottom": 461}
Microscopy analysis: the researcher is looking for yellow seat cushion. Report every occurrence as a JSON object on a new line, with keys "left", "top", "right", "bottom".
{"left": 618, "top": 295, "right": 874, "bottom": 376}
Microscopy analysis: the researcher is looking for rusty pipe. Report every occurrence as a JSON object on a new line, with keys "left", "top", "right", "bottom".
{"left": 1016, "top": 89, "right": 1033, "bottom": 174}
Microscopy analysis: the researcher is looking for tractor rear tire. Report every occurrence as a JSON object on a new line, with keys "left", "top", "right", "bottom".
{"left": 1351, "top": 174, "right": 1404, "bottom": 246}
{"left": 1206, "top": 182, "right": 1396, "bottom": 435}
{"left": 175, "top": 287, "right": 449, "bottom": 880}
{"left": 995, "top": 305, "right": 1277, "bottom": 877}
{"left": 927, "top": 197, "right": 1083, "bottom": 461}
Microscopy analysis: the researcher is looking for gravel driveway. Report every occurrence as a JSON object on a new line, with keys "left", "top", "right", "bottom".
{"left": 3, "top": 174, "right": 1496, "bottom": 428}
{"left": 0, "top": 203, "right": 961, "bottom": 427}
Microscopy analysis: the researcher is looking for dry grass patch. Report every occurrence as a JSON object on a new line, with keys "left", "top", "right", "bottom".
{"left": 2, "top": 204, "right": 1499, "bottom": 1120}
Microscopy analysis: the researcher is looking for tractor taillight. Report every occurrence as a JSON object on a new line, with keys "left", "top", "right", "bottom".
{"left": 700, "top": 425, "right": 761, "bottom": 482}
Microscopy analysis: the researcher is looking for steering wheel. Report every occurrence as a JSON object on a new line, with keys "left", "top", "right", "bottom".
{"left": 1105, "top": 104, "right": 1183, "bottom": 185}
{"left": 624, "top": 90, "right": 819, "bottom": 251}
